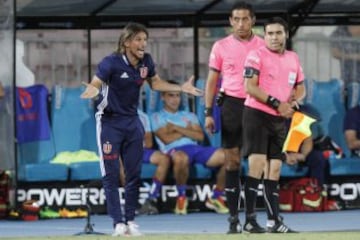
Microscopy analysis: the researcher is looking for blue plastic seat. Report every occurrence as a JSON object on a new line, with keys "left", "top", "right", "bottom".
{"left": 346, "top": 81, "right": 360, "bottom": 109}
{"left": 51, "top": 85, "right": 99, "bottom": 180}
{"left": 16, "top": 85, "right": 68, "bottom": 182}
{"left": 195, "top": 79, "right": 221, "bottom": 147}
{"left": 69, "top": 162, "right": 101, "bottom": 180}
{"left": 242, "top": 158, "right": 307, "bottom": 178}
{"left": 141, "top": 164, "right": 158, "bottom": 179}
{"left": 280, "top": 164, "right": 309, "bottom": 177}
{"left": 52, "top": 85, "right": 97, "bottom": 152}
{"left": 329, "top": 156, "right": 360, "bottom": 176}
{"left": 140, "top": 163, "right": 212, "bottom": 180}
{"left": 19, "top": 162, "right": 69, "bottom": 182}
{"left": 189, "top": 164, "right": 213, "bottom": 179}
{"left": 306, "top": 79, "right": 349, "bottom": 156}
{"left": 143, "top": 83, "right": 162, "bottom": 116}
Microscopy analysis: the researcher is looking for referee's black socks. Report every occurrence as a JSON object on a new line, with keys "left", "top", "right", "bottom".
{"left": 244, "top": 176, "right": 261, "bottom": 219}
{"left": 225, "top": 170, "right": 240, "bottom": 217}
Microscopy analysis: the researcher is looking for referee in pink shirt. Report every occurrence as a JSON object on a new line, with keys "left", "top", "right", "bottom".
{"left": 243, "top": 17, "right": 306, "bottom": 233}
{"left": 204, "top": 2, "right": 265, "bottom": 234}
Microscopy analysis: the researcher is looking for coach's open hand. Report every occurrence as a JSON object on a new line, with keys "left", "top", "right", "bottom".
{"left": 181, "top": 76, "right": 203, "bottom": 96}
{"left": 80, "top": 81, "right": 100, "bottom": 99}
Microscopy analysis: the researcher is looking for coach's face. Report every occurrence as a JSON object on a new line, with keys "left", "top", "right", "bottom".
{"left": 229, "top": 9, "right": 254, "bottom": 40}
{"left": 125, "top": 31, "right": 147, "bottom": 61}
{"left": 264, "top": 23, "right": 287, "bottom": 53}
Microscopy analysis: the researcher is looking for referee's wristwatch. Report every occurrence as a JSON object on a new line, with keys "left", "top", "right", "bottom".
{"left": 204, "top": 107, "right": 213, "bottom": 117}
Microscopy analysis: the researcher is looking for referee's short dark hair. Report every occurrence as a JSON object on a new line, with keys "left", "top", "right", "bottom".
{"left": 230, "top": 1, "right": 255, "bottom": 18}
{"left": 264, "top": 17, "right": 289, "bottom": 33}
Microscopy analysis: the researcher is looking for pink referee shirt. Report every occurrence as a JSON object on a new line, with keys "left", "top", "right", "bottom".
{"left": 208, "top": 34, "right": 265, "bottom": 99}
{"left": 244, "top": 46, "right": 304, "bottom": 116}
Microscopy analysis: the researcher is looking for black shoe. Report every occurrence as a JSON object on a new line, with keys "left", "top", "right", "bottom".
{"left": 227, "top": 216, "right": 242, "bottom": 234}
{"left": 138, "top": 199, "right": 159, "bottom": 215}
{"left": 243, "top": 219, "right": 266, "bottom": 233}
{"left": 268, "top": 222, "right": 298, "bottom": 233}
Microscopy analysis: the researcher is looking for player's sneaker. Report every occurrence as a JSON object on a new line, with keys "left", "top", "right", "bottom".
{"left": 325, "top": 199, "right": 341, "bottom": 211}
{"left": 75, "top": 208, "right": 88, "bottom": 218}
{"left": 243, "top": 219, "right": 266, "bottom": 233}
{"left": 59, "top": 208, "right": 78, "bottom": 218}
{"left": 138, "top": 199, "right": 159, "bottom": 215}
{"left": 112, "top": 223, "right": 128, "bottom": 236}
{"left": 205, "top": 197, "right": 229, "bottom": 214}
{"left": 127, "top": 221, "right": 142, "bottom": 236}
{"left": 174, "top": 196, "right": 188, "bottom": 215}
{"left": 266, "top": 216, "right": 284, "bottom": 229}
{"left": 39, "top": 207, "right": 60, "bottom": 219}
{"left": 8, "top": 208, "right": 21, "bottom": 220}
{"left": 268, "top": 222, "right": 298, "bottom": 233}
{"left": 227, "top": 215, "right": 242, "bottom": 234}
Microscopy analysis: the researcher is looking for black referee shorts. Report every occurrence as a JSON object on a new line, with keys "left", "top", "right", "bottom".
{"left": 220, "top": 96, "right": 245, "bottom": 149}
{"left": 242, "top": 106, "right": 286, "bottom": 160}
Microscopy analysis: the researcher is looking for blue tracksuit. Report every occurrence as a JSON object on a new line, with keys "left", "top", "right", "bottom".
{"left": 95, "top": 52, "right": 155, "bottom": 225}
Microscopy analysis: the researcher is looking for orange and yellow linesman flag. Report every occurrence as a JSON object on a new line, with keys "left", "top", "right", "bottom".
{"left": 282, "top": 111, "right": 317, "bottom": 152}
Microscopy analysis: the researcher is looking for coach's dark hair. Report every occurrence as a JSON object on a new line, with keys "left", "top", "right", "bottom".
{"left": 116, "top": 22, "right": 149, "bottom": 54}
{"left": 230, "top": 1, "right": 255, "bottom": 18}
{"left": 264, "top": 17, "right": 289, "bottom": 33}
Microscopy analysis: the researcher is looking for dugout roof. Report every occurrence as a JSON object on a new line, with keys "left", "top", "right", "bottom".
{"left": 16, "top": 0, "right": 360, "bottom": 33}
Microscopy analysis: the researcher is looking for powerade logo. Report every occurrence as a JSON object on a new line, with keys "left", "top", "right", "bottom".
{"left": 17, "top": 184, "right": 216, "bottom": 206}
{"left": 330, "top": 183, "right": 360, "bottom": 201}
{"left": 17, "top": 188, "right": 107, "bottom": 206}
{"left": 17, "top": 183, "right": 360, "bottom": 206}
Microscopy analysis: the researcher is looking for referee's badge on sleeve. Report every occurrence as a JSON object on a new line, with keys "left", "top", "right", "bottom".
{"left": 288, "top": 72, "right": 297, "bottom": 86}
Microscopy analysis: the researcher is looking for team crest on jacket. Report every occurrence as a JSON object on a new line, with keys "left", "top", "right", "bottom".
{"left": 18, "top": 88, "right": 33, "bottom": 109}
{"left": 140, "top": 67, "right": 148, "bottom": 78}
{"left": 103, "top": 141, "right": 112, "bottom": 154}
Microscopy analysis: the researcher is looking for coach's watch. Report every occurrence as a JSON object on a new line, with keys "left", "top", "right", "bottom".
{"left": 204, "top": 107, "right": 213, "bottom": 117}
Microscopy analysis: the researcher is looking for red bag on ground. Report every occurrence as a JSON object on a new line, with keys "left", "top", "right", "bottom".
{"left": 21, "top": 200, "right": 40, "bottom": 221}
{"left": 0, "top": 170, "right": 10, "bottom": 219}
{"left": 279, "top": 177, "right": 327, "bottom": 212}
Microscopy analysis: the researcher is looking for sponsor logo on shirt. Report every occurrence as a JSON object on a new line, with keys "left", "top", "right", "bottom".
{"left": 140, "top": 67, "right": 148, "bottom": 78}
{"left": 120, "top": 72, "right": 129, "bottom": 78}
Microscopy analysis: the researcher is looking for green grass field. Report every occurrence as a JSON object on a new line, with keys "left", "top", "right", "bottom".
{"left": 2, "top": 232, "right": 360, "bottom": 240}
